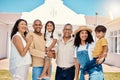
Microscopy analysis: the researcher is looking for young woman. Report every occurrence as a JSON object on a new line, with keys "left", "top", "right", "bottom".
{"left": 38, "top": 21, "right": 58, "bottom": 79}
{"left": 74, "top": 26, "right": 104, "bottom": 80}
{"left": 10, "top": 19, "right": 33, "bottom": 80}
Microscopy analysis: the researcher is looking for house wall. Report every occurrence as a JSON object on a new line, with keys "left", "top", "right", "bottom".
{"left": 0, "top": 24, "right": 8, "bottom": 59}
{"left": 104, "top": 18, "right": 120, "bottom": 67}
{"left": 105, "top": 53, "right": 120, "bottom": 67}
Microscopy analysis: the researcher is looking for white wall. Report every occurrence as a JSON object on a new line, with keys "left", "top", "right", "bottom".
{"left": 105, "top": 21, "right": 120, "bottom": 67}
{"left": 105, "top": 53, "right": 120, "bottom": 67}
{"left": 0, "top": 24, "right": 8, "bottom": 59}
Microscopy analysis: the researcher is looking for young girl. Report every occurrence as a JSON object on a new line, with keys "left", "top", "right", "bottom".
{"left": 38, "top": 21, "right": 58, "bottom": 79}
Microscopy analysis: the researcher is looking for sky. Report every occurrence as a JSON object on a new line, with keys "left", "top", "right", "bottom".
{"left": 0, "top": 0, "right": 120, "bottom": 17}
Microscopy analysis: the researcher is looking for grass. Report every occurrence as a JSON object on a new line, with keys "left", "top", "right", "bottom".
{"left": 0, "top": 70, "right": 120, "bottom": 80}
{"left": 0, "top": 70, "right": 32, "bottom": 80}
{"left": 0, "top": 70, "right": 11, "bottom": 80}
{"left": 104, "top": 73, "right": 120, "bottom": 80}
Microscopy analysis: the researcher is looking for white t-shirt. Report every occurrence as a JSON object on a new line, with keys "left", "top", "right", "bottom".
{"left": 45, "top": 31, "right": 58, "bottom": 48}
{"left": 74, "top": 42, "right": 95, "bottom": 60}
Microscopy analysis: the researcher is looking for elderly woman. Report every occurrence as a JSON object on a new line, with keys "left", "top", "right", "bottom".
{"left": 10, "top": 19, "right": 33, "bottom": 80}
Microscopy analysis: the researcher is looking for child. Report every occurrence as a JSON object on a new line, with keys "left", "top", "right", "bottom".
{"left": 38, "top": 21, "right": 58, "bottom": 79}
{"left": 84, "top": 25, "right": 108, "bottom": 80}
{"left": 93, "top": 25, "right": 108, "bottom": 64}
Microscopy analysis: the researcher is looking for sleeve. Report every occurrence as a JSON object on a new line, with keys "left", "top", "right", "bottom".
{"left": 53, "top": 32, "right": 59, "bottom": 40}
{"left": 88, "top": 42, "right": 95, "bottom": 60}
{"left": 101, "top": 38, "right": 108, "bottom": 46}
{"left": 90, "top": 42, "right": 95, "bottom": 52}
{"left": 29, "top": 40, "right": 45, "bottom": 58}
{"left": 74, "top": 47, "right": 77, "bottom": 58}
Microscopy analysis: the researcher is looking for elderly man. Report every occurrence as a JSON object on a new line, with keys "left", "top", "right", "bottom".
{"left": 49, "top": 23, "right": 75, "bottom": 80}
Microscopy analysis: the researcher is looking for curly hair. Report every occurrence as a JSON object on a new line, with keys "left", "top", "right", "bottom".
{"left": 74, "top": 31, "right": 94, "bottom": 47}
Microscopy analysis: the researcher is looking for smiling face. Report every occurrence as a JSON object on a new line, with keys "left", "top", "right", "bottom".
{"left": 17, "top": 21, "right": 27, "bottom": 34}
{"left": 95, "top": 31, "right": 105, "bottom": 39}
{"left": 63, "top": 25, "right": 72, "bottom": 38}
{"left": 33, "top": 20, "right": 42, "bottom": 33}
{"left": 79, "top": 30, "right": 88, "bottom": 41}
{"left": 46, "top": 22, "right": 54, "bottom": 32}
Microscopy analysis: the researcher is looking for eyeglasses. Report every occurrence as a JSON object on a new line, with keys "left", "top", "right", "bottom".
{"left": 64, "top": 29, "right": 72, "bottom": 31}
{"left": 34, "top": 24, "right": 42, "bottom": 26}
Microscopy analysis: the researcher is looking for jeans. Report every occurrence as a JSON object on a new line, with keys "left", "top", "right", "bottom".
{"left": 84, "top": 58, "right": 105, "bottom": 71}
{"left": 79, "top": 64, "right": 104, "bottom": 80}
{"left": 77, "top": 50, "right": 90, "bottom": 80}
{"left": 55, "top": 66, "right": 75, "bottom": 80}
{"left": 76, "top": 50, "right": 104, "bottom": 80}
{"left": 88, "top": 64, "right": 104, "bottom": 80}
{"left": 32, "top": 66, "right": 51, "bottom": 80}
{"left": 32, "top": 66, "right": 43, "bottom": 80}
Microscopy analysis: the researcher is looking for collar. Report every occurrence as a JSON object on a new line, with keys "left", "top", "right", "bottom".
{"left": 46, "top": 31, "right": 52, "bottom": 34}
{"left": 61, "top": 37, "right": 74, "bottom": 44}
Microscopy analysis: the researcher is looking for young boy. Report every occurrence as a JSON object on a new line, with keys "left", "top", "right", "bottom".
{"left": 93, "top": 25, "right": 108, "bottom": 64}
{"left": 84, "top": 25, "right": 108, "bottom": 76}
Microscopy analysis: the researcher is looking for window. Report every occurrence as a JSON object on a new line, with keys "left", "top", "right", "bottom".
{"left": 118, "top": 30, "right": 120, "bottom": 53}
{"left": 119, "top": 37, "right": 120, "bottom": 53}
{"left": 114, "top": 31, "right": 117, "bottom": 35}
{"left": 115, "top": 37, "right": 117, "bottom": 53}
{"left": 110, "top": 32, "right": 113, "bottom": 36}
{"left": 118, "top": 36, "right": 120, "bottom": 53}
{"left": 110, "top": 37, "right": 113, "bottom": 53}
{"left": 109, "top": 30, "right": 120, "bottom": 54}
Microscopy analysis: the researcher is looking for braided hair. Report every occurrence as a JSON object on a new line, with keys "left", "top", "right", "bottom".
{"left": 44, "top": 21, "right": 55, "bottom": 40}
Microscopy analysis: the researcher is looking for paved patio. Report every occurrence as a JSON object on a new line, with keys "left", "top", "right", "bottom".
{"left": 0, "top": 59, "right": 120, "bottom": 72}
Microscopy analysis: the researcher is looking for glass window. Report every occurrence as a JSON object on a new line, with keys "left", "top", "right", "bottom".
{"left": 109, "top": 30, "right": 120, "bottom": 54}
{"left": 119, "top": 37, "right": 120, "bottom": 53}
{"left": 110, "top": 32, "right": 113, "bottom": 36}
{"left": 114, "top": 31, "right": 117, "bottom": 36}
{"left": 110, "top": 37, "right": 113, "bottom": 53}
{"left": 115, "top": 37, "right": 117, "bottom": 53}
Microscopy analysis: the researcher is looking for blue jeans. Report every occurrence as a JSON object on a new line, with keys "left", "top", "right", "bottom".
{"left": 77, "top": 50, "right": 90, "bottom": 80}
{"left": 32, "top": 66, "right": 51, "bottom": 80}
{"left": 79, "top": 64, "right": 104, "bottom": 80}
{"left": 84, "top": 58, "right": 105, "bottom": 72}
{"left": 55, "top": 66, "right": 75, "bottom": 80}
{"left": 76, "top": 50, "right": 104, "bottom": 80}
{"left": 88, "top": 64, "right": 104, "bottom": 80}
{"left": 32, "top": 66, "right": 43, "bottom": 80}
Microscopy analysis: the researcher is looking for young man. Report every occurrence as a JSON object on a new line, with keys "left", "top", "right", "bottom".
{"left": 27, "top": 19, "right": 46, "bottom": 80}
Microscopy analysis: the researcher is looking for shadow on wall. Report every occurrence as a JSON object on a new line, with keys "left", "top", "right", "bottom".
{"left": 105, "top": 53, "right": 120, "bottom": 68}
{"left": 0, "top": 57, "right": 7, "bottom": 60}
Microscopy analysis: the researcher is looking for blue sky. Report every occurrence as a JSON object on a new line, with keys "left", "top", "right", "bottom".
{"left": 0, "top": 0, "right": 113, "bottom": 16}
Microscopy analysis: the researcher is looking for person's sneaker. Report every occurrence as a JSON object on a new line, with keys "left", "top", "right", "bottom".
{"left": 38, "top": 77, "right": 50, "bottom": 80}
{"left": 43, "top": 76, "right": 50, "bottom": 79}
{"left": 37, "top": 77, "right": 42, "bottom": 80}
